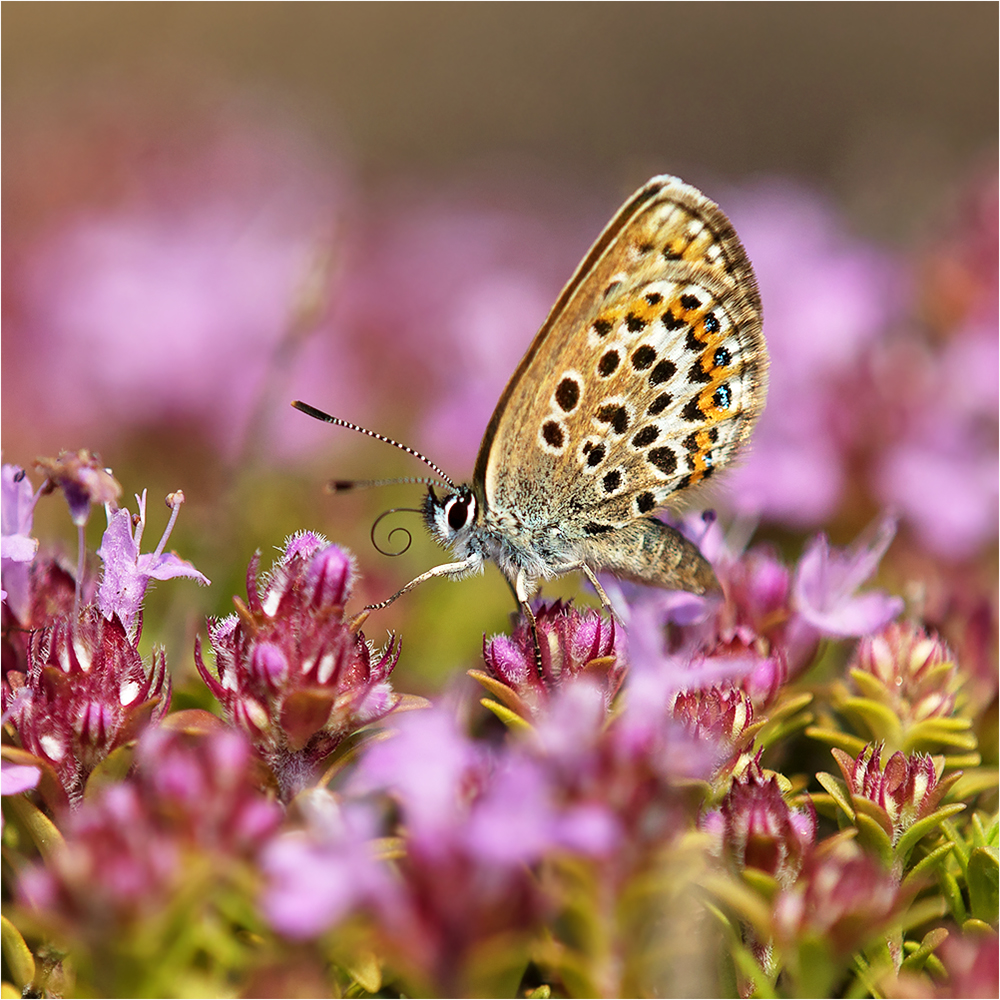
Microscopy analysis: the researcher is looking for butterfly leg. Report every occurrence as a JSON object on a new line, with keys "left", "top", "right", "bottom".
{"left": 364, "top": 555, "right": 482, "bottom": 611}
{"left": 514, "top": 569, "right": 544, "bottom": 674}
{"left": 579, "top": 564, "right": 625, "bottom": 623}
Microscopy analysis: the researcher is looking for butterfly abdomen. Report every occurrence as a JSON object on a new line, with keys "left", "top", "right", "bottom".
{"left": 577, "top": 517, "right": 719, "bottom": 595}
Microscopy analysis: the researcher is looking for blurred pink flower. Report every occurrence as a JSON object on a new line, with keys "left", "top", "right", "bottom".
{"left": 261, "top": 793, "right": 390, "bottom": 940}
{"left": 792, "top": 513, "right": 904, "bottom": 636}
{"left": 723, "top": 182, "right": 902, "bottom": 526}
{"left": 4, "top": 113, "right": 358, "bottom": 458}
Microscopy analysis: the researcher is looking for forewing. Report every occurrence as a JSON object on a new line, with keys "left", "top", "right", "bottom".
{"left": 474, "top": 175, "right": 767, "bottom": 535}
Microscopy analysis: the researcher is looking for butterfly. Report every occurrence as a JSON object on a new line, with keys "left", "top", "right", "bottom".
{"left": 294, "top": 175, "right": 767, "bottom": 626}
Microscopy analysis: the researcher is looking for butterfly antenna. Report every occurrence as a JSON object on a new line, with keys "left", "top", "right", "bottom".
{"left": 292, "top": 400, "right": 456, "bottom": 488}
{"left": 329, "top": 476, "right": 448, "bottom": 493}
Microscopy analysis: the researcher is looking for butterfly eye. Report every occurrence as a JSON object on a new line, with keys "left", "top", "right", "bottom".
{"left": 445, "top": 492, "right": 475, "bottom": 532}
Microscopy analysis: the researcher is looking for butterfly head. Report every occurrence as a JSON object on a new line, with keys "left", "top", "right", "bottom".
{"left": 423, "top": 484, "right": 480, "bottom": 553}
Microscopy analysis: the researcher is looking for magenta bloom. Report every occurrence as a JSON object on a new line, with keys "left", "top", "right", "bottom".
{"left": 261, "top": 794, "right": 391, "bottom": 940}
{"left": 851, "top": 622, "right": 958, "bottom": 723}
{"left": 348, "top": 703, "right": 616, "bottom": 994}
{"left": 673, "top": 686, "right": 756, "bottom": 754}
{"left": 2, "top": 608, "right": 171, "bottom": 808}
{"left": 702, "top": 756, "right": 816, "bottom": 887}
{"left": 772, "top": 842, "right": 910, "bottom": 959}
{"left": 196, "top": 533, "right": 400, "bottom": 800}
{"left": 6, "top": 111, "right": 355, "bottom": 458}
{"left": 723, "top": 182, "right": 901, "bottom": 528}
{"left": 831, "top": 742, "right": 953, "bottom": 842}
{"left": 479, "top": 600, "right": 623, "bottom": 720}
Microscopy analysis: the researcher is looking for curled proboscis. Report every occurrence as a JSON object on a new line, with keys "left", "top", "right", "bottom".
{"left": 370, "top": 507, "right": 423, "bottom": 557}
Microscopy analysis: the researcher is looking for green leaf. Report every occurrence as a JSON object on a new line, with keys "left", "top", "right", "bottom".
{"left": 527, "top": 987, "right": 552, "bottom": 999}
{"left": 0, "top": 915, "right": 34, "bottom": 990}
{"left": 838, "top": 696, "right": 903, "bottom": 746}
{"left": 852, "top": 795, "right": 894, "bottom": 839}
{"left": 83, "top": 742, "right": 136, "bottom": 801}
{"left": 855, "top": 812, "right": 894, "bottom": 867}
{"left": 848, "top": 669, "right": 891, "bottom": 703}
{"left": 899, "top": 927, "right": 949, "bottom": 974}
{"left": 742, "top": 868, "right": 779, "bottom": 903}
{"left": 805, "top": 725, "right": 868, "bottom": 755}
{"left": 791, "top": 935, "right": 838, "bottom": 999}
{"left": 942, "top": 752, "right": 983, "bottom": 770}
{"left": 941, "top": 817, "right": 970, "bottom": 868}
{"left": 895, "top": 803, "right": 967, "bottom": 865}
{"left": 815, "top": 771, "right": 855, "bottom": 821}
{"left": 938, "top": 867, "right": 967, "bottom": 923}
{"left": 902, "top": 841, "right": 954, "bottom": 890}
{"left": 479, "top": 698, "right": 532, "bottom": 732}
{"left": 967, "top": 846, "right": 999, "bottom": 922}
{"left": 971, "top": 811, "right": 998, "bottom": 849}
{"left": 905, "top": 719, "right": 977, "bottom": 753}
{"left": 4, "top": 794, "right": 65, "bottom": 861}
{"left": 344, "top": 950, "right": 382, "bottom": 994}
{"left": 899, "top": 895, "right": 947, "bottom": 933}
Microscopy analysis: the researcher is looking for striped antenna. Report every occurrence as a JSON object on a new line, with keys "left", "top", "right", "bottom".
{"left": 329, "top": 477, "right": 447, "bottom": 492}
{"left": 292, "top": 400, "right": 456, "bottom": 489}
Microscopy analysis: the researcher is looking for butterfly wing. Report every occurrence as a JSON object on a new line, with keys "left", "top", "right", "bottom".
{"left": 474, "top": 176, "right": 767, "bottom": 550}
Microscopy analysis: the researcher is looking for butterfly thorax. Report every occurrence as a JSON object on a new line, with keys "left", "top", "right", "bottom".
{"left": 423, "top": 484, "right": 577, "bottom": 587}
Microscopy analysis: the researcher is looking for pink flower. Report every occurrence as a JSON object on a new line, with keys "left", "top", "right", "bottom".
{"left": 832, "top": 742, "right": 953, "bottom": 841}
{"left": 852, "top": 622, "right": 958, "bottom": 723}
{"left": 19, "top": 726, "right": 281, "bottom": 930}
{"left": 196, "top": 533, "right": 400, "bottom": 800}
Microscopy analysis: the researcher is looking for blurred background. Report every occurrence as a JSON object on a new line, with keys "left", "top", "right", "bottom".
{"left": 3, "top": 4, "right": 996, "bottom": 692}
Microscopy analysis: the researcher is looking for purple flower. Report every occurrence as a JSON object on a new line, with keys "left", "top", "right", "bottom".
{"left": 97, "top": 489, "right": 209, "bottom": 637}
{"left": 2, "top": 608, "right": 171, "bottom": 808}
{"left": 874, "top": 317, "right": 998, "bottom": 559}
{"left": 261, "top": 792, "right": 390, "bottom": 939}
{"left": 354, "top": 698, "right": 618, "bottom": 861}
{"left": 349, "top": 703, "right": 615, "bottom": 995}
{"left": 6, "top": 106, "right": 356, "bottom": 459}
{"left": 939, "top": 930, "right": 1000, "bottom": 1000}
{"left": 0, "top": 759, "right": 41, "bottom": 796}
{"left": 851, "top": 622, "right": 958, "bottom": 723}
{"left": 196, "top": 533, "right": 400, "bottom": 800}
{"left": 772, "top": 841, "right": 910, "bottom": 959}
{"left": 33, "top": 450, "right": 121, "bottom": 527}
{"left": 673, "top": 686, "right": 756, "bottom": 753}
{"left": 0, "top": 753, "right": 41, "bottom": 830}
{"left": 350, "top": 704, "right": 486, "bottom": 840}
{"left": 1, "top": 465, "right": 39, "bottom": 564}
{"left": 792, "top": 513, "right": 903, "bottom": 636}
{"left": 19, "top": 725, "right": 281, "bottom": 932}
{"left": 1, "top": 464, "right": 41, "bottom": 622}
{"left": 533, "top": 677, "right": 713, "bottom": 851}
